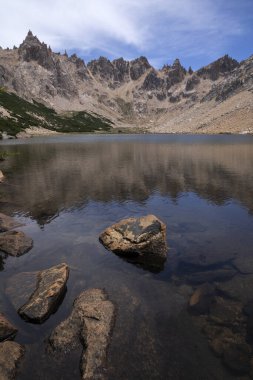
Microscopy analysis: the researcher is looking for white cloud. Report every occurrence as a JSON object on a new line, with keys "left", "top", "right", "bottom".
{"left": 0, "top": 0, "right": 248, "bottom": 64}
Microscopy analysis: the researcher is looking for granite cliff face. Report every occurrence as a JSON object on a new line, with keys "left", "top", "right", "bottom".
{"left": 0, "top": 31, "right": 253, "bottom": 133}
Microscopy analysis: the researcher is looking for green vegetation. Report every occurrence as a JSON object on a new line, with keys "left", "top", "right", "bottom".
{"left": 0, "top": 90, "right": 113, "bottom": 136}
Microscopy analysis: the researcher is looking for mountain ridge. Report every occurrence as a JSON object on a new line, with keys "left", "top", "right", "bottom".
{"left": 0, "top": 31, "right": 253, "bottom": 135}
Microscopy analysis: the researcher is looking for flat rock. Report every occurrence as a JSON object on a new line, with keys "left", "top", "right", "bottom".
{"left": 0, "top": 213, "right": 22, "bottom": 232}
{"left": 188, "top": 283, "right": 215, "bottom": 315}
{"left": 209, "top": 296, "right": 245, "bottom": 329}
{"left": 0, "top": 313, "right": 17, "bottom": 342}
{"left": 18, "top": 263, "right": 69, "bottom": 323}
{"left": 49, "top": 288, "right": 115, "bottom": 380}
{"left": 0, "top": 231, "right": 33, "bottom": 256}
{"left": 0, "top": 341, "right": 24, "bottom": 380}
{"left": 99, "top": 215, "right": 167, "bottom": 259}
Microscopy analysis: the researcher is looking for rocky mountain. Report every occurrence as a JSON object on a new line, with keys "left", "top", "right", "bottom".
{"left": 0, "top": 31, "right": 253, "bottom": 134}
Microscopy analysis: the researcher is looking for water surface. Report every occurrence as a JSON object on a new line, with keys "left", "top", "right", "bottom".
{"left": 1, "top": 134, "right": 253, "bottom": 379}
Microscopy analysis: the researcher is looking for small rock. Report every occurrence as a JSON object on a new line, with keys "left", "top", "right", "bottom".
{"left": 0, "top": 313, "right": 17, "bottom": 342}
{"left": 188, "top": 283, "right": 215, "bottom": 315}
{"left": 49, "top": 288, "right": 115, "bottom": 380}
{"left": 0, "top": 231, "right": 33, "bottom": 256}
{"left": 0, "top": 213, "right": 23, "bottom": 232}
{"left": 0, "top": 170, "right": 4, "bottom": 182}
{"left": 0, "top": 341, "right": 24, "bottom": 380}
{"left": 18, "top": 263, "right": 69, "bottom": 323}
{"left": 99, "top": 214, "right": 167, "bottom": 258}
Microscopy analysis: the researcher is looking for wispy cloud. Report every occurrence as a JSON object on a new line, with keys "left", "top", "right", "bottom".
{"left": 0, "top": 0, "right": 252, "bottom": 68}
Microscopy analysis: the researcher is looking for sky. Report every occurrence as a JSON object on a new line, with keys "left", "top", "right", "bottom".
{"left": 0, "top": 0, "right": 253, "bottom": 70}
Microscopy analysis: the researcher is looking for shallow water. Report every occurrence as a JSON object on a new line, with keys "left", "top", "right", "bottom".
{"left": 1, "top": 134, "right": 253, "bottom": 379}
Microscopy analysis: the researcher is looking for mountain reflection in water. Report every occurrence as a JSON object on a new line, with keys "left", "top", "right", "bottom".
{"left": 1, "top": 134, "right": 253, "bottom": 224}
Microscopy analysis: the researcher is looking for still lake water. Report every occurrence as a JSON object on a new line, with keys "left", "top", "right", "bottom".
{"left": 1, "top": 134, "right": 253, "bottom": 379}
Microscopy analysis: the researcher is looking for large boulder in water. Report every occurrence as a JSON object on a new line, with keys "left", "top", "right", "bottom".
{"left": 49, "top": 288, "right": 115, "bottom": 380}
{"left": 18, "top": 263, "right": 69, "bottom": 323}
{"left": 99, "top": 215, "right": 167, "bottom": 259}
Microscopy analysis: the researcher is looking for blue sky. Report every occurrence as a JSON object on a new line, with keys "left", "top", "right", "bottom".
{"left": 0, "top": 0, "right": 252, "bottom": 70}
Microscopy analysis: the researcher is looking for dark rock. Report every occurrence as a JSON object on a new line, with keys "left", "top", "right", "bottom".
{"left": 99, "top": 214, "right": 167, "bottom": 259}
{"left": 18, "top": 263, "right": 69, "bottom": 323}
{"left": 0, "top": 341, "right": 24, "bottom": 380}
{"left": 130, "top": 56, "right": 151, "bottom": 80}
{"left": 223, "top": 343, "right": 251, "bottom": 374}
{"left": 185, "top": 267, "right": 237, "bottom": 285}
{"left": 142, "top": 70, "right": 164, "bottom": 91}
{"left": 0, "top": 213, "right": 23, "bottom": 232}
{"left": 185, "top": 74, "right": 200, "bottom": 91}
{"left": 169, "top": 95, "right": 180, "bottom": 103}
{"left": 0, "top": 313, "right": 17, "bottom": 341}
{"left": 188, "top": 283, "right": 215, "bottom": 315}
{"left": 197, "top": 55, "right": 239, "bottom": 81}
{"left": 49, "top": 288, "right": 115, "bottom": 380}
{"left": 0, "top": 231, "right": 33, "bottom": 256}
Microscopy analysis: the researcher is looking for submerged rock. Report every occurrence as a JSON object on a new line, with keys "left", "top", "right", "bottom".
{"left": 49, "top": 288, "right": 115, "bottom": 380}
{"left": 223, "top": 343, "right": 251, "bottom": 374}
{"left": 185, "top": 267, "right": 237, "bottom": 285}
{"left": 99, "top": 215, "right": 167, "bottom": 259}
{"left": 18, "top": 263, "right": 69, "bottom": 323}
{"left": 0, "top": 231, "right": 33, "bottom": 256}
{"left": 0, "top": 213, "right": 23, "bottom": 232}
{"left": 0, "top": 313, "right": 17, "bottom": 342}
{"left": 188, "top": 283, "right": 215, "bottom": 315}
{"left": 0, "top": 341, "right": 24, "bottom": 380}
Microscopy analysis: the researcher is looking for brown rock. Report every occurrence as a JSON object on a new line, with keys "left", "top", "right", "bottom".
{"left": 0, "top": 231, "right": 33, "bottom": 256}
{"left": 0, "top": 170, "right": 4, "bottom": 182}
{"left": 99, "top": 214, "right": 167, "bottom": 259}
{"left": 0, "top": 341, "right": 24, "bottom": 380}
{"left": 0, "top": 213, "right": 23, "bottom": 232}
{"left": 188, "top": 283, "right": 215, "bottom": 315}
{"left": 18, "top": 263, "right": 69, "bottom": 323}
{"left": 49, "top": 288, "right": 115, "bottom": 380}
{"left": 0, "top": 313, "right": 17, "bottom": 342}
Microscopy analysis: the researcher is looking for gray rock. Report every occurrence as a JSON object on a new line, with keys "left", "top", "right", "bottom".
{"left": 0, "top": 341, "right": 24, "bottom": 380}
{"left": 49, "top": 288, "right": 115, "bottom": 380}
{"left": 0, "top": 213, "right": 23, "bottom": 232}
{"left": 99, "top": 214, "right": 167, "bottom": 259}
{"left": 0, "top": 313, "right": 17, "bottom": 342}
{"left": 0, "top": 231, "right": 33, "bottom": 256}
{"left": 18, "top": 263, "right": 69, "bottom": 323}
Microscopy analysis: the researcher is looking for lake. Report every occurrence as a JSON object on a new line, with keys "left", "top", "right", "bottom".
{"left": 1, "top": 134, "right": 253, "bottom": 379}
